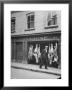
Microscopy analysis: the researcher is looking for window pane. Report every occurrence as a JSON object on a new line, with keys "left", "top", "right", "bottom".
{"left": 51, "top": 19, "right": 54, "bottom": 25}
{"left": 11, "top": 17, "right": 16, "bottom": 32}
{"left": 28, "top": 23, "right": 30, "bottom": 29}
{"left": 27, "top": 12, "right": 34, "bottom": 29}
{"left": 52, "top": 11, "right": 57, "bottom": 16}
{"left": 30, "top": 22, "right": 34, "bottom": 28}
{"left": 48, "top": 20, "right": 52, "bottom": 26}
{"left": 48, "top": 12, "right": 51, "bottom": 20}
{"left": 48, "top": 14, "right": 57, "bottom": 26}
{"left": 31, "top": 15, "right": 34, "bottom": 21}
{"left": 28, "top": 16, "right": 30, "bottom": 22}
{"left": 53, "top": 15, "right": 57, "bottom": 25}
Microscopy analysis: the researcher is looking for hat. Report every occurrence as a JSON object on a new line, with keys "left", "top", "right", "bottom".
{"left": 45, "top": 46, "right": 48, "bottom": 48}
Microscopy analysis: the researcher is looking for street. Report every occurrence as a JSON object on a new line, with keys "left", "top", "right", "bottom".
{"left": 11, "top": 67, "right": 60, "bottom": 79}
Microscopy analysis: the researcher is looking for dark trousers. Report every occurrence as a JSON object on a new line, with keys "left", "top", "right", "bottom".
{"left": 39, "top": 57, "right": 48, "bottom": 69}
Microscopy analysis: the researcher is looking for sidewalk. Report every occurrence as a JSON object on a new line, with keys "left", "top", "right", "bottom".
{"left": 11, "top": 62, "right": 61, "bottom": 76}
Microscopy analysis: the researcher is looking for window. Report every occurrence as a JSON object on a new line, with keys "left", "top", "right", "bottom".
{"left": 47, "top": 11, "right": 57, "bottom": 26}
{"left": 11, "top": 17, "right": 16, "bottom": 32}
{"left": 27, "top": 12, "right": 34, "bottom": 29}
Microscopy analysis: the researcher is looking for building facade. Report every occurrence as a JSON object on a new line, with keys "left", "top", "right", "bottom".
{"left": 11, "top": 11, "right": 61, "bottom": 69}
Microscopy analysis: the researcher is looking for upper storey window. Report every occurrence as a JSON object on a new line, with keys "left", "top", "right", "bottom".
{"left": 27, "top": 12, "right": 35, "bottom": 30}
{"left": 47, "top": 11, "right": 57, "bottom": 26}
{"left": 11, "top": 17, "right": 16, "bottom": 33}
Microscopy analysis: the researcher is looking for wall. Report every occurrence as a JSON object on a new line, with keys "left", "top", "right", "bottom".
{"left": 11, "top": 11, "right": 61, "bottom": 35}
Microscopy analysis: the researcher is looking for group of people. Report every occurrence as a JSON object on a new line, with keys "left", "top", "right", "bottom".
{"left": 28, "top": 43, "right": 58, "bottom": 69}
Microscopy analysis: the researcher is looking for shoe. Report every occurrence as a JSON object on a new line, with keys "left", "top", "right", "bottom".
{"left": 45, "top": 68, "right": 47, "bottom": 69}
{"left": 45, "top": 67, "right": 47, "bottom": 69}
{"left": 39, "top": 66, "right": 42, "bottom": 69}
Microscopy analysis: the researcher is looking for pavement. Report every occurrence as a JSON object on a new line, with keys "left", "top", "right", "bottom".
{"left": 11, "top": 62, "right": 61, "bottom": 77}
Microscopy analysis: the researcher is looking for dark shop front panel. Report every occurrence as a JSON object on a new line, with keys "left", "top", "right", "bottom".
{"left": 16, "top": 42, "right": 23, "bottom": 62}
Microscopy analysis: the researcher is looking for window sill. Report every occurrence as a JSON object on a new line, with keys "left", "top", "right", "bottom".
{"left": 25, "top": 28, "right": 35, "bottom": 31}
{"left": 11, "top": 31, "right": 15, "bottom": 33}
{"left": 45, "top": 25, "right": 58, "bottom": 29}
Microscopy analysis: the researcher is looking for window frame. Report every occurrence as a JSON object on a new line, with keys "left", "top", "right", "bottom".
{"left": 46, "top": 11, "right": 58, "bottom": 29}
{"left": 26, "top": 12, "right": 35, "bottom": 30}
{"left": 11, "top": 17, "right": 16, "bottom": 33}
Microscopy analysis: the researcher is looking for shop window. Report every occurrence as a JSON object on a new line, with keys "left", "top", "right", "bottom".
{"left": 27, "top": 41, "right": 60, "bottom": 68}
{"left": 11, "top": 17, "right": 16, "bottom": 33}
{"left": 27, "top": 12, "right": 35, "bottom": 30}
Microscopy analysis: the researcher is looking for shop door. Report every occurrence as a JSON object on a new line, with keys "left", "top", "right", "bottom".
{"left": 16, "top": 42, "right": 23, "bottom": 62}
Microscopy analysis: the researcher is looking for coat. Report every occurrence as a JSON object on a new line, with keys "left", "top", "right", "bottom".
{"left": 40, "top": 49, "right": 48, "bottom": 65}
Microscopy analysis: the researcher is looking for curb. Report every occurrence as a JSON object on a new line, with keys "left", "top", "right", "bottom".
{"left": 11, "top": 65, "right": 61, "bottom": 76}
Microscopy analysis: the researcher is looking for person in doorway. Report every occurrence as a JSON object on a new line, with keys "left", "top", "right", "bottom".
{"left": 39, "top": 46, "right": 48, "bottom": 69}
{"left": 33, "top": 44, "right": 38, "bottom": 63}
{"left": 48, "top": 44, "right": 54, "bottom": 66}
{"left": 37, "top": 45, "right": 41, "bottom": 64}
{"left": 28, "top": 45, "right": 33, "bottom": 63}
{"left": 52, "top": 54, "right": 58, "bottom": 68}
{"left": 52, "top": 43, "right": 58, "bottom": 68}
{"left": 54, "top": 42, "right": 57, "bottom": 56}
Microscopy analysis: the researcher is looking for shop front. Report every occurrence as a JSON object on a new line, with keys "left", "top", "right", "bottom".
{"left": 11, "top": 31, "right": 61, "bottom": 69}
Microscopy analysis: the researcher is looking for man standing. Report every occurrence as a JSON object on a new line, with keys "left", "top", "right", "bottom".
{"left": 39, "top": 46, "right": 48, "bottom": 69}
